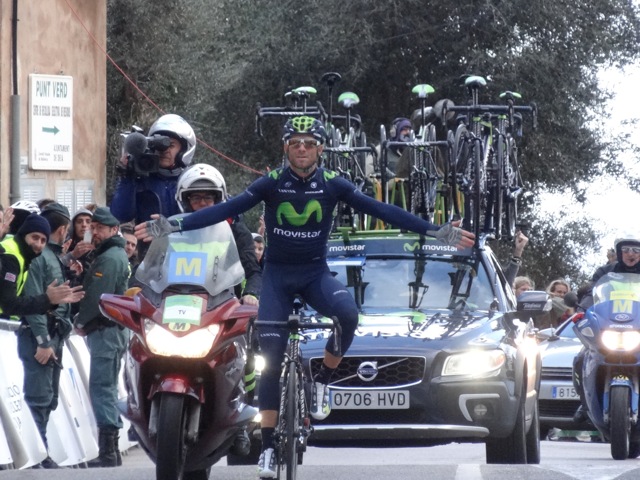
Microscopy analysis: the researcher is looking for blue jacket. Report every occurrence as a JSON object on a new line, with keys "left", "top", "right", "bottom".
{"left": 111, "top": 173, "right": 182, "bottom": 224}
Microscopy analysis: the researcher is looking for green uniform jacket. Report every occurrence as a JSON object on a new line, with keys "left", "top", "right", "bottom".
{"left": 22, "top": 242, "right": 73, "bottom": 347}
{"left": 76, "top": 235, "right": 129, "bottom": 329}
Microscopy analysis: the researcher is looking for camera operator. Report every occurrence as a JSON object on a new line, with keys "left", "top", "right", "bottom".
{"left": 110, "top": 114, "right": 196, "bottom": 226}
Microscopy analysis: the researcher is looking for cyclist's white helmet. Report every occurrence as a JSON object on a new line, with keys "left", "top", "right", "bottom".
{"left": 149, "top": 114, "right": 196, "bottom": 167}
{"left": 175, "top": 163, "right": 227, "bottom": 213}
{"left": 10, "top": 200, "right": 40, "bottom": 214}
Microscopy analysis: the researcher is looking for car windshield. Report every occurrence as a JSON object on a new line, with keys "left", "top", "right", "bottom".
{"left": 328, "top": 256, "right": 496, "bottom": 311}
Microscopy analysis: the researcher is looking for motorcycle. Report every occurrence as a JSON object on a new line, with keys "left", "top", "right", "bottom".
{"left": 99, "top": 219, "right": 258, "bottom": 479}
{"left": 573, "top": 272, "right": 640, "bottom": 460}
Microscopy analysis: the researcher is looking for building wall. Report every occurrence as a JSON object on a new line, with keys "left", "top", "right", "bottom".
{"left": 0, "top": 0, "right": 106, "bottom": 212}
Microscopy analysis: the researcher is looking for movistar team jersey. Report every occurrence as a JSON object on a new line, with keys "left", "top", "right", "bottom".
{"left": 181, "top": 167, "right": 440, "bottom": 264}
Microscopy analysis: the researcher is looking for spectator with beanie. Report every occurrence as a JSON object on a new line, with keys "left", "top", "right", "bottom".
{"left": 20, "top": 203, "right": 82, "bottom": 468}
{"left": 74, "top": 207, "right": 129, "bottom": 468}
{"left": 0, "top": 212, "right": 83, "bottom": 322}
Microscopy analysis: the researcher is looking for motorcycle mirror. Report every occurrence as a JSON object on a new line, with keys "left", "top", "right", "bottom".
{"left": 503, "top": 290, "right": 552, "bottom": 330}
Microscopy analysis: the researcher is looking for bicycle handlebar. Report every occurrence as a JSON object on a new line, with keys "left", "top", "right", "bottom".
{"left": 255, "top": 316, "right": 342, "bottom": 356}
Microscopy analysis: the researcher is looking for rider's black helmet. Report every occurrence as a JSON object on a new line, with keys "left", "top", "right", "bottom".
{"left": 282, "top": 116, "right": 326, "bottom": 144}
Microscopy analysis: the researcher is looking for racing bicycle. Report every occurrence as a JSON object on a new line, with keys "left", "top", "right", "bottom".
{"left": 255, "top": 302, "right": 341, "bottom": 480}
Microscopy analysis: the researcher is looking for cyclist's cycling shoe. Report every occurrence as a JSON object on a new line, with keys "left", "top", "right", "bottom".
{"left": 257, "top": 447, "right": 276, "bottom": 478}
{"left": 310, "top": 381, "right": 331, "bottom": 420}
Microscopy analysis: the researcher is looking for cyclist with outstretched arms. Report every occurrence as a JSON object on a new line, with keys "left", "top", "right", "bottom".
{"left": 136, "top": 116, "right": 475, "bottom": 478}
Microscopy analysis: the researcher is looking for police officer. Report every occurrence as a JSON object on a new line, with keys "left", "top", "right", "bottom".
{"left": 74, "top": 207, "right": 129, "bottom": 468}
{"left": 20, "top": 203, "right": 78, "bottom": 468}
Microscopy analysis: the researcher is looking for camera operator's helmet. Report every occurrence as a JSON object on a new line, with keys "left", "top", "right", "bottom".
{"left": 175, "top": 163, "right": 227, "bottom": 213}
{"left": 282, "top": 116, "right": 326, "bottom": 144}
{"left": 615, "top": 233, "right": 640, "bottom": 262}
{"left": 149, "top": 114, "right": 196, "bottom": 167}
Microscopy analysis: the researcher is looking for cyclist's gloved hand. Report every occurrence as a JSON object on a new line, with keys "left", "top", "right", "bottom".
{"left": 427, "top": 221, "right": 475, "bottom": 249}
{"left": 136, "top": 215, "right": 181, "bottom": 242}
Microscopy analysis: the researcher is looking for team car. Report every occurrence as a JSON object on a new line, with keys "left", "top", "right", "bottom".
{"left": 299, "top": 230, "right": 543, "bottom": 464}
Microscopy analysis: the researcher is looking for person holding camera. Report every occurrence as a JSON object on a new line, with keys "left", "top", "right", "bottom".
{"left": 110, "top": 114, "right": 196, "bottom": 226}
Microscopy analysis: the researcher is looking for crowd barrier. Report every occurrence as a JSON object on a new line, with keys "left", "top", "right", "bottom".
{"left": 0, "top": 320, "right": 137, "bottom": 469}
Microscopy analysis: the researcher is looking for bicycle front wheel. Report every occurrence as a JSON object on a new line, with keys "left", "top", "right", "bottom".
{"left": 284, "top": 361, "right": 300, "bottom": 480}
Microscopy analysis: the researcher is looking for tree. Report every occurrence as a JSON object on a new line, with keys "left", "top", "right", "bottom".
{"left": 106, "top": 0, "right": 640, "bottom": 276}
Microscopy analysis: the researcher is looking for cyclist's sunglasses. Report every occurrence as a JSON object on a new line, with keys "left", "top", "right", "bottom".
{"left": 621, "top": 246, "right": 640, "bottom": 254}
{"left": 287, "top": 139, "right": 320, "bottom": 149}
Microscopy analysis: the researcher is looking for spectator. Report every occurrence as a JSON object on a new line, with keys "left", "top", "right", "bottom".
{"left": 36, "top": 198, "right": 56, "bottom": 211}
{"left": 253, "top": 233, "right": 265, "bottom": 266}
{"left": 503, "top": 230, "right": 529, "bottom": 288}
{"left": 0, "top": 204, "right": 14, "bottom": 240}
{"left": 0, "top": 213, "right": 82, "bottom": 321}
{"left": 513, "top": 276, "right": 534, "bottom": 298}
{"left": 20, "top": 203, "right": 81, "bottom": 468}
{"left": 74, "top": 207, "right": 130, "bottom": 468}
{"left": 119, "top": 224, "right": 140, "bottom": 286}
{"left": 606, "top": 247, "right": 616, "bottom": 265}
{"left": 543, "top": 279, "right": 572, "bottom": 328}
{"left": 6, "top": 200, "right": 40, "bottom": 237}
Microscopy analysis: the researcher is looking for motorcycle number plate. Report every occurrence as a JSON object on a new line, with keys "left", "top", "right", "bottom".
{"left": 552, "top": 385, "right": 579, "bottom": 400}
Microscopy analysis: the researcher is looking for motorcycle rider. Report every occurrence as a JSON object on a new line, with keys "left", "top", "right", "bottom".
{"left": 134, "top": 116, "right": 475, "bottom": 478}
{"left": 111, "top": 114, "right": 196, "bottom": 225}
{"left": 573, "top": 233, "right": 640, "bottom": 422}
{"left": 174, "top": 163, "right": 261, "bottom": 306}
{"left": 174, "top": 163, "right": 261, "bottom": 456}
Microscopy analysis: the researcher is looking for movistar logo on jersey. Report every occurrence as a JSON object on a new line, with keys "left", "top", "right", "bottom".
{"left": 269, "top": 169, "right": 283, "bottom": 180}
{"left": 276, "top": 200, "right": 322, "bottom": 226}
{"left": 323, "top": 170, "right": 338, "bottom": 180}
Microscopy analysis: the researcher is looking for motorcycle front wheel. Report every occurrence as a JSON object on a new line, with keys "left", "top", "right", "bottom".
{"left": 610, "top": 386, "right": 631, "bottom": 460}
{"left": 156, "top": 393, "right": 188, "bottom": 480}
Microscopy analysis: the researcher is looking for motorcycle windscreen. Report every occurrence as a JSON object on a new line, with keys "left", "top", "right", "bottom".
{"left": 592, "top": 272, "right": 640, "bottom": 321}
{"left": 134, "top": 215, "right": 245, "bottom": 297}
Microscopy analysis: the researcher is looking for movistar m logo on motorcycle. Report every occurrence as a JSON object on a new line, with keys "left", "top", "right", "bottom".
{"left": 168, "top": 252, "right": 207, "bottom": 284}
{"left": 276, "top": 200, "right": 322, "bottom": 226}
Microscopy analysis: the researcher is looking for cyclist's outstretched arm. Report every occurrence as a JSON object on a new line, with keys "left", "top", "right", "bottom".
{"left": 337, "top": 178, "right": 474, "bottom": 249}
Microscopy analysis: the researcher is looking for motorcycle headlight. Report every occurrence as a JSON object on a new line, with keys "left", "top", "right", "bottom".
{"left": 442, "top": 350, "right": 506, "bottom": 377}
{"left": 144, "top": 319, "right": 220, "bottom": 358}
{"left": 601, "top": 330, "right": 640, "bottom": 352}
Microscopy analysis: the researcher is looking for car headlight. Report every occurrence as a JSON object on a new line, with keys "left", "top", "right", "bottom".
{"left": 601, "top": 330, "right": 640, "bottom": 352}
{"left": 442, "top": 350, "right": 506, "bottom": 377}
{"left": 144, "top": 319, "right": 220, "bottom": 358}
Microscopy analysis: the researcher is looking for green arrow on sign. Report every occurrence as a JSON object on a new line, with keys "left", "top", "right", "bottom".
{"left": 42, "top": 126, "right": 60, "bottom": 135}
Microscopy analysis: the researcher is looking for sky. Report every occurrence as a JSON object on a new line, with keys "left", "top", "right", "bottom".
{"left": 538, "top": 63, "right": 640, "bottom": 276}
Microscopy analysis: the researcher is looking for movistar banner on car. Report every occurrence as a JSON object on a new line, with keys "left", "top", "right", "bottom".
{"left": 326, "top": 234, "right": 472, "bottom": 257}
